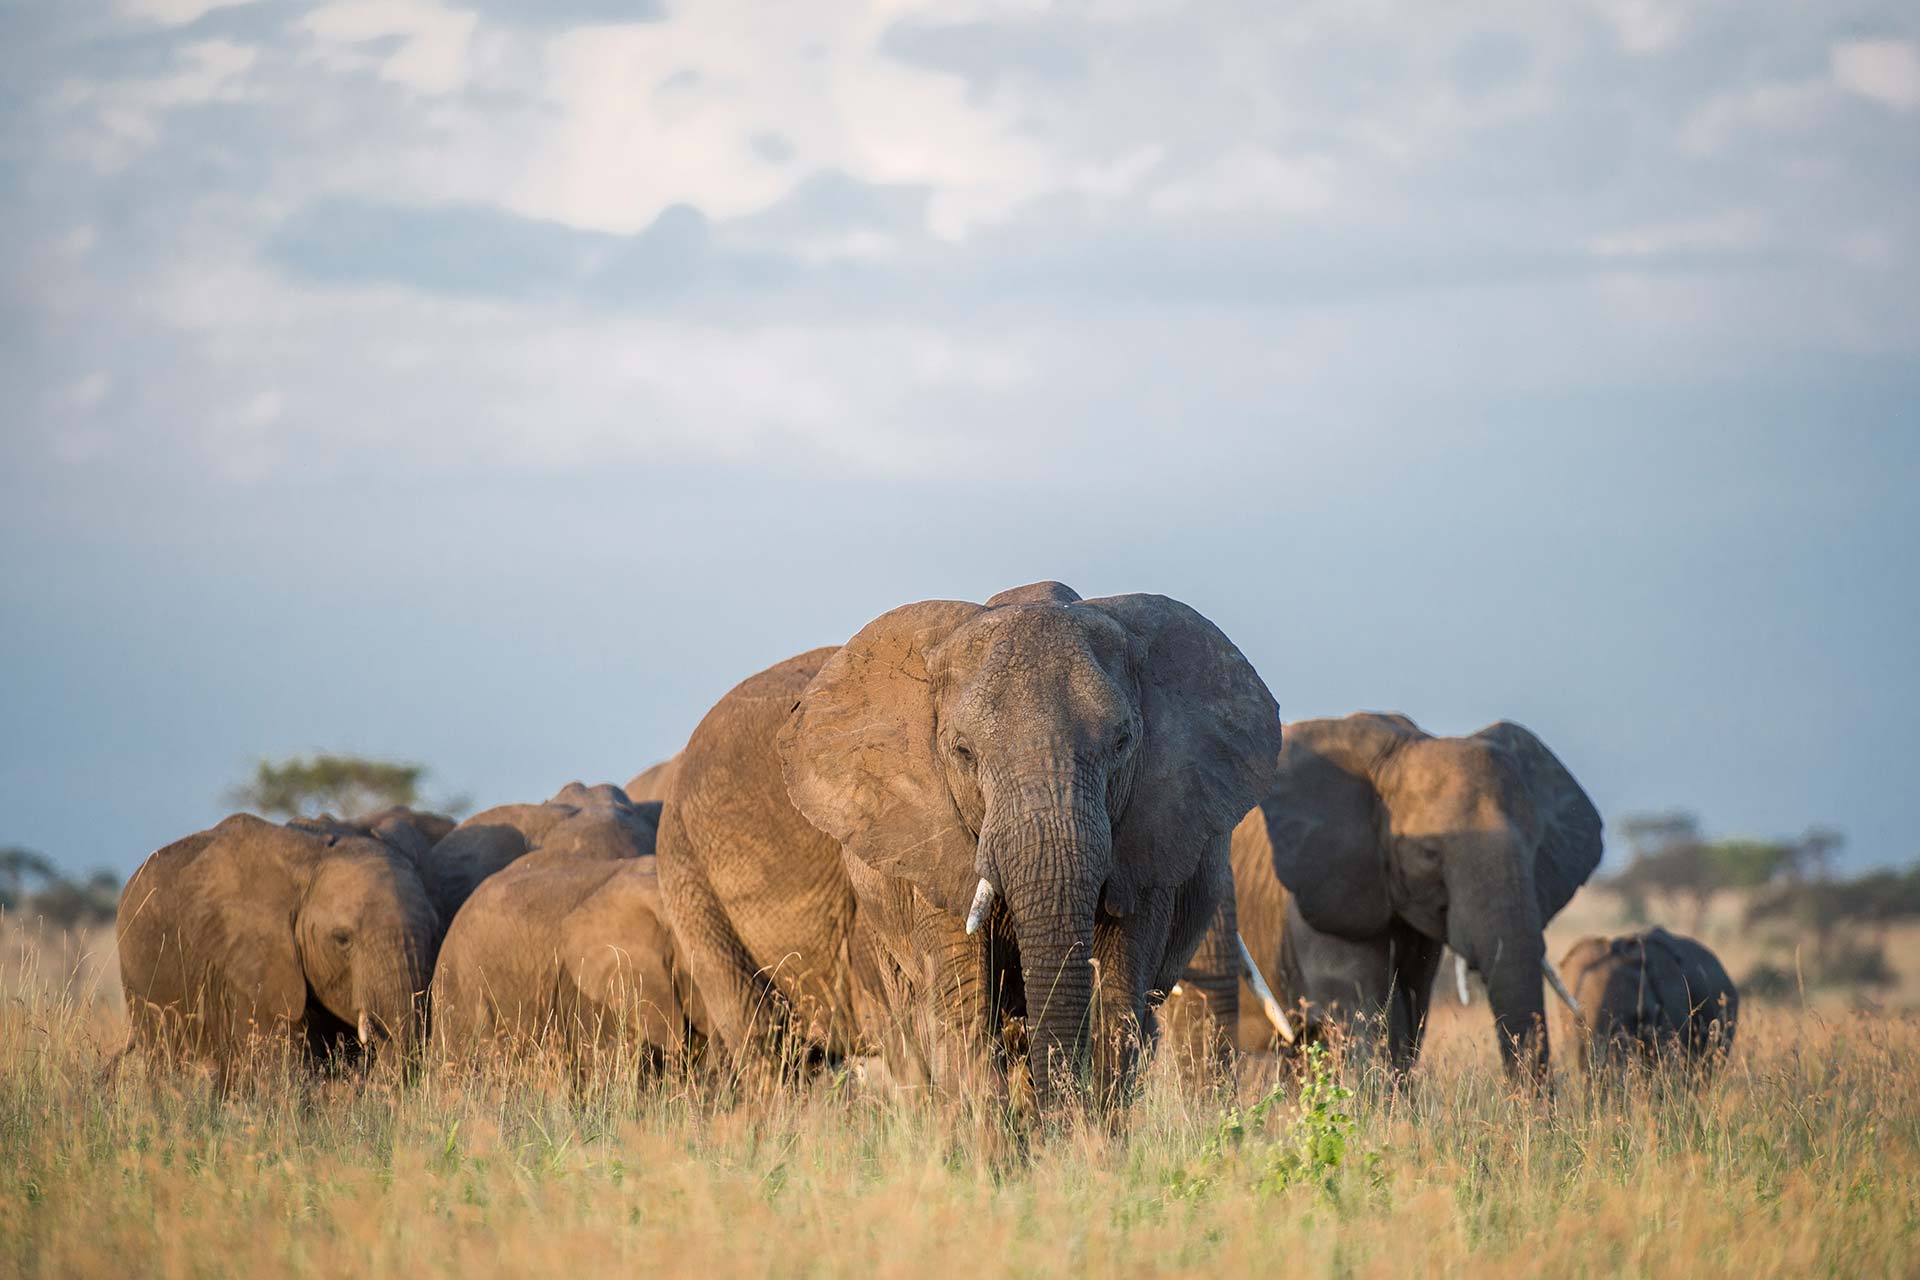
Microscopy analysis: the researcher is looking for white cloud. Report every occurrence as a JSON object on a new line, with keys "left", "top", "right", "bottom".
{"left": 1831, "top": 39, "right": 1920, "bottom": 111}
{"left": 1588, "top": 209, "right": 1771, "bottom": 258}
{"left": 509, "top": 5, "right": 1053, "bottom": 238}
{"left": 301, "top": 0, "right": 479, "bottom": 95}
{"left": 64, "top": 372, "right": 114, "bottom": 412}
{"left": 1589, "top": 0, "right": 1691, "bottom": 55}
{"left": 118, "top": 0, "right": 256, "bottom": 26}
{"left": 1679, "top": 79, "right": 1829, "bottom": 153}
{"left": 1148, "top": 149, "right": 1336, "bottom": 219}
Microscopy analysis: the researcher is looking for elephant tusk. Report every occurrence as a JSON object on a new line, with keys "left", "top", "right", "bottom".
{"left": 964, "top": 877, "right": 995, "bottom": 936}
{"left": 1542, "top": 959, "right": 1582, "bottom": 1020}
{"left": 1455, "top": 954, "right": 1472, "bottom": 1006}
{"left": 356, "top": 1010, "right": 372, "bottom": 1047}
{"left": 1235, "top": 933, "right": 1296, "bottom": 1045}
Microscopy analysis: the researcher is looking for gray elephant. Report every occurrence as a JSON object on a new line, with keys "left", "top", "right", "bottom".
{"left": 1200, "top": 713, "right": 1602, "bottom": 1075}
{"left": 117, "top": 814, "right": 439, "bottom": 1072}
{"left": 420, "top": 782, "right": 657, "bottom": 923}
{"left": 431, "top": 842, "right": 705, "bottom": 1067}
{"left": 1558, "top": 928, "right": 1738, "bottom": 1072}
{"left": 657, "top": 581, "right": 1281, "bottom": 1101}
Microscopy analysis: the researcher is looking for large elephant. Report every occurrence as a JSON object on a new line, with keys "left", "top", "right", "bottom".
{"left": 1558, "top": 927, "right": 1738, "bottom": 1072}
{"left": 1207, "top": 713, "right": 1602, "bottom": 1074}
{"left": 420, "top": 782, "right": 657, "bottom": 923}
{"left": 116, "top": 814, "right": 439, "bottom": 1071}
{"left": 657, "top": 581, "right": 1281, "bottom": 1101}
{"left": 431, "top": 845, "right": 705, "bottom": 1066}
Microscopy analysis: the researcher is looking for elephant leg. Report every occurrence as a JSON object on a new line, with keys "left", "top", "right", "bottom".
{"left": 1165, "top": 892, "right": 1239, "bottom": 1078}
{"left": 1384, "top": 923, "right": 1443, "bottom": 1072}
{"left": 1279, "top": 898, "right": 1397, "bottom": 1063}
{"left": 655, "top": 808, "right": 794, "bottom": 1074}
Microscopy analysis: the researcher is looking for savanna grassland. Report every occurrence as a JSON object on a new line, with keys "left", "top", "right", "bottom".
{"left": 4, "top": 908, "right": 1919, "bottom": 1280}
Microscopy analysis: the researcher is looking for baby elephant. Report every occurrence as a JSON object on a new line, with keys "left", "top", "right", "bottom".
{"left": 431, "top": 851, "right": 705, "bottom": 1068}
{"left": 117, "top": 814, "right": 439, "bottom": 1076}
{"left": 1558, "top": 927, "right": 1738, "bottom": 1072}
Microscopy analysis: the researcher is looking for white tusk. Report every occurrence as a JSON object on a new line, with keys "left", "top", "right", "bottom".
{"left": 964, "top": 878, "right": 995, "bottom": 936}
{"left": 1455, "top": 954, "right": 1472, "bottom": 1006}
{"left": 1542, "top": 959, "right": 1581, "bottom": 1020}
{"left": 1235, "top": 933, "right": 1296, "bottom": 1045}
{"left": 356, "top": 1010, "right": 372, "bottom": 1047}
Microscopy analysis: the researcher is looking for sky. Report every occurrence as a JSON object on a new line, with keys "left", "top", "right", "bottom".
{"left": 2, "top": 0, "right": 1916, "bottom": 878}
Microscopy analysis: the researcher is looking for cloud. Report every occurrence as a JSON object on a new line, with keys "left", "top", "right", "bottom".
{"left": 1147, "top": 149, "right": 1337, "bottom": 219}
{"left": 1832, "top": 39, "right": 1920, "bottom": 111}
{"left": 118, "top": 0, "right": 257, "bottom": 27}
{"left": 300, "top": 0, "right": 478, "bottom": 95}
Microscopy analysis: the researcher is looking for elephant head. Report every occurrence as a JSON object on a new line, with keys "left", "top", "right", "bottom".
{"left": 1266, "top": 714, "right": 1601, "bottom": 1073}
{"left": 119, "top": 814, "right": 440, "bottom": 1064}
{"left": 778, "top": 582, "right": 1280, "bottom": 1097}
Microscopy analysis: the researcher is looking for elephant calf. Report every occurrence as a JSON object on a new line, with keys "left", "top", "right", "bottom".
{"left": 420, "top": 782, "right": 659, "bottom": 923}
{"left": 430, "top": 852, "right": 705, "bottom": 1067}
{"left": 1558, "top": 927, "right": 1738, "bottom": 1073}
{"left": 117, "top": 814, "right": 440, "bottom": 1072}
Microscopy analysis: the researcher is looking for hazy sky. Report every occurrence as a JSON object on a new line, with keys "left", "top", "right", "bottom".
{"left": 3, "top": 0, "right": 1916, "bottom": 877}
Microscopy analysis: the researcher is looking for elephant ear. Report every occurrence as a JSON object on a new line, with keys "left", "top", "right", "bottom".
{"left": 1472, "top": 721, "right": 1603, "bottom": 922}
{"left": 779, "top": 599, "right": 987, "bottom": 916}
{"left": 1078, "top": 594, "right": 1283, "bottom": 912}
{"left": 1266, "top": 714, "right": 1420, "bottom": 939}
{"left": 184, "top": 817, "right": 310, "bottom": 1041}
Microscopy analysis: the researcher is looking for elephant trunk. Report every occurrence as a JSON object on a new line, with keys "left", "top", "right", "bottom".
{"left": 355, "top": 930, "right": 435, "bottom": 1064}
{"left": 981, "top": 763, "right": 1111, "bottom": 1104}
{"left": 1449, "top": 877, "right": 1550, "bottom": 1077}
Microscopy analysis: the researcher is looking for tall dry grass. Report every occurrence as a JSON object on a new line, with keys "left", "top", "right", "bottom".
{"left": 3, "top": 920, "right": 1917, "bottom": 1278}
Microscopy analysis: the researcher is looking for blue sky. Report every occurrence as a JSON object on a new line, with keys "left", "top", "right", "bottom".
{"left": 2, "top": 0, "right": 1916, "bottom": 877}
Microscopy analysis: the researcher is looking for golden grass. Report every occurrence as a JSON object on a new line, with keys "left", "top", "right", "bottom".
{"left": 4, "top": 921, "right": 1918, "bottom": 1279}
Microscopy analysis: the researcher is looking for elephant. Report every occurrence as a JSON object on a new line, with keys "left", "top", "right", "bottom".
{"left": 624, "top": 756, "right": 681, "bottom": 807}
{"left": 656, "top": 580, "right": 1282, "bottom": 1102}
{"left": 1194, "top": 713, "right": 1603, "bottom": 1075}
{"left": 420, "top": 782, "right": 657, "bottom": 924}
{"left": 1558, "top": 927, "right": 1738, "bottom": 1072}
{"left": 431, "top": 845, "right": 706, "bottom": 1067}
{"left": 116, "top": 813, "right": 439, "bottom": 1073}
{"left": 289, "top": 806, "right": 456, "bottom": 864}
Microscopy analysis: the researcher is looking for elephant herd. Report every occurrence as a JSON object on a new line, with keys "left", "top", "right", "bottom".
{"left": 115, "top": 582, "right": 1739, "bottom": 1103}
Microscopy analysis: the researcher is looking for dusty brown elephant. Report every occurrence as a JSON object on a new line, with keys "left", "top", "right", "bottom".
{"left": 1190, "top": 713, "right": 1602, "bottom": 1075}
{"left": 1558, "top": 927, "right": 1737, "bottom": 1072}
{"left": 116, "top": 814, "right": 439, "bottom": 1073}
{"left": 289, "top": 806, "right": 456, "bottom": 864}
{"left": 420, "top": 782, "right": 657, "bottom": 923}
{"left": 624, "top": 756, "right": 681, "bottom": 807}
{"left": 431, "top": 845, "right": 705, "bottom": 1067}
{"left": 657, "top": 581, "right": 1281, "bottom": 1102}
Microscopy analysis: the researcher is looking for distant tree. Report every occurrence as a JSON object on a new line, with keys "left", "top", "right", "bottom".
{"left": 1705, "top": 839, "right": 1800, "bottom": 890}
{"left": 28, "top": 869, "right": 121, "bottom": 929}
{"left": 1611, "top": 839, "right": 1719, "bottom": 931}
{"left": 1797, "top": 826, "right": 1846, "bottom": 882}
{"left": 1747, "top": 863, "right": 1920, "bottom": 973}
{"left": 0, "top": 846, "right": 59, "bottom": 913}
{"left": 1618, "top": 811, "right": 1700, "bottom": 861}
{"left": 228, "top": 754, "right": 427, "bottom": 821}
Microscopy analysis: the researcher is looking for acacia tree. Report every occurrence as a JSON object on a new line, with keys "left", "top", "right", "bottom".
{"left": 228, "top": 754, "right": 428, "bottom": 820}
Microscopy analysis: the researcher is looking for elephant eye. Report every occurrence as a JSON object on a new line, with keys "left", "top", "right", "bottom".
{"left": 951, "top": 740, "right": 975, "bottom": 766}
{"left": 1112, "top": 727, "right": 1133, "bottom": 754}
{"left": 331, "top": 927, "right": 352, "bottom": 947}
